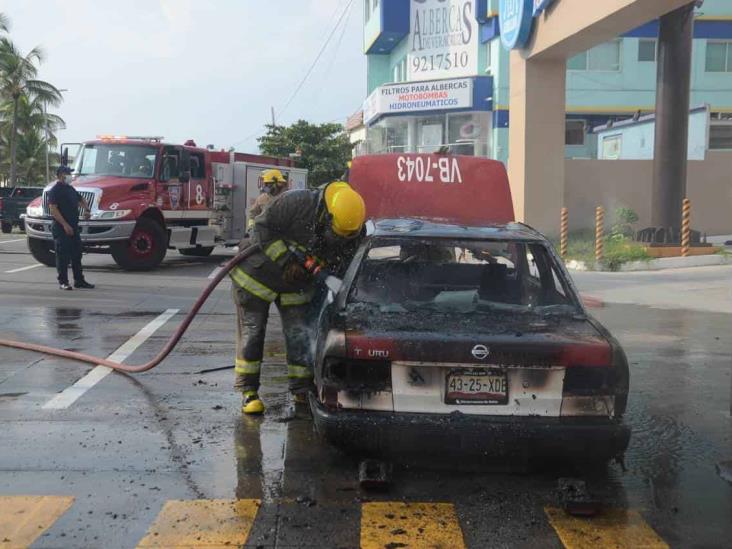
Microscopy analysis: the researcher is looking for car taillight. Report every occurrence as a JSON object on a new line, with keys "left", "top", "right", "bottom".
{"left": 323, "top": 357, "right": 391, "bottom": 391}
{"left": 559, "top": 342, "right": 612, "bottom": 367}
{"left": 563, "top": 366, "right": 611, "bottom": 395}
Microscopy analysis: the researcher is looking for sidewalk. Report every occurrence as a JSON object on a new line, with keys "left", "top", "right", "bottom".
{"left": 571, "top": 264, "right": 732, "bottom": 314}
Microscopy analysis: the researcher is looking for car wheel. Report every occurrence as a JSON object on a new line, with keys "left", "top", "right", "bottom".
{"left": 27, "top": 237, "right": 56, "bottom": 266}
{"left": 111, "top": 217, "right": 168, "bottom": 270}
{"left": 1, "top": 221, "right": 12, "bottom": 234}
{"left": 17, "top": 219, "right": 25, "bottom": 232}
{"left": 178, "top": 246, "right": 214, "bottom": 257}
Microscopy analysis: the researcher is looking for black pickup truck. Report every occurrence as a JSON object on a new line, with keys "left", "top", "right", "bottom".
{"left": 0, "top": 186, "right": 44, "bottom": 233}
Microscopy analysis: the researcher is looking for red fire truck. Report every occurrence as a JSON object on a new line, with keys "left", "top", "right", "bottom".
{"left": 23, "top": 136, "right": 307, "bottom": 270}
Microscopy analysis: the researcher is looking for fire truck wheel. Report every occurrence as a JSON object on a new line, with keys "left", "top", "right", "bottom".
{"left": 111, "top": 217, "right": 168, "bottom": 270}
{"left": 1, "top": 222, "right": 12, "bottom": 234}
{"left": 27, "top": 237, "right": 56, "bottom": 266}
{"left": 178, "top": 246, "right": 214, "bottom": 257}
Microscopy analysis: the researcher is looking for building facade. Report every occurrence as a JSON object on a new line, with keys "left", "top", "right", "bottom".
{"left": 355, "top": 0, "right": 732, "bottom": 163}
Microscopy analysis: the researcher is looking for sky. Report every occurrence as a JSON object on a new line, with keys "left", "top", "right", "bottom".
{"left": 1, "top": 0, "right": 366, "bottom": 153}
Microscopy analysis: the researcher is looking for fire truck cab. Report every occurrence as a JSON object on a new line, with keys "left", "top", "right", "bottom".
{"left": 23, "top": 136, "right": 307, "bottom": 270}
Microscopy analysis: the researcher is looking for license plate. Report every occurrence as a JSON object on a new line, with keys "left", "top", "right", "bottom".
{"left": 445, "top": 368, "right": 508, "bottom": 405}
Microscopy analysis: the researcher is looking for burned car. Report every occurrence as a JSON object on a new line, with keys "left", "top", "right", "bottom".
{"left": 309, "top": 218, "right": 630, "bottom": 465}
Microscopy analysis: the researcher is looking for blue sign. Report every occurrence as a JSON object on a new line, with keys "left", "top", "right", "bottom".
{"left": 533, "top": 0, "right": 557, "bottom": 16}
{"left": 499, "top": 0, "right": 534, "bottom": 50}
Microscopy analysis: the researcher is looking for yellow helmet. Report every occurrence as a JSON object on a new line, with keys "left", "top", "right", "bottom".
{"left": 260, "top": 169, "right": 287, "bottom": 185}
{"left": 324, "top": 181, "right": 351, "bottom": 205}
{"left": 325, "top": 184, "right": 366, "bottom": 238}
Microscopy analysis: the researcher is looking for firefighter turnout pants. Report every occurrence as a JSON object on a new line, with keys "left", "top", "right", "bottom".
{"left": 232, "top": 285, "right": 314, "bottom": 394}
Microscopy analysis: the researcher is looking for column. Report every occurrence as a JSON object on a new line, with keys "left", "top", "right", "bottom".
{"left": 650, "top": 2, "right": 695, "bottom": 231}
{"left": 507, "top": 52, "right": 567, "bottom": 234}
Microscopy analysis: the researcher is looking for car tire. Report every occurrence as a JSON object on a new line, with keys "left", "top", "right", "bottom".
{"left": 178, "top": 246, "right": 214, "bottom": 257}
{"left": 17, "top": 219, "right": 25, "bottom": 233}
{"left": 1, "top": 221, "right": 12, "bottom": 234}
{"left": 27, "top": 237, "right": 56, "bottom": 267}
{"left": 111, "top": 217, "right": 168, "bottom": 271}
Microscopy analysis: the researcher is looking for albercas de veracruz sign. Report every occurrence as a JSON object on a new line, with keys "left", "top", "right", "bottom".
{"left": 408, "top": 0, "right": 479, "bottom": 81}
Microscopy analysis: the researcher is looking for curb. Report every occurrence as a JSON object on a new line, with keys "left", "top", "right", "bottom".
{"left": 566, "top": 254, "right": 731, "bottom": 272}
{"left": 620, "top": 254, "right": 732, "bottom": 272}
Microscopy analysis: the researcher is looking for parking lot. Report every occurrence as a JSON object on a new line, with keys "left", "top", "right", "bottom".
{"left": 1, "top": 231, "right": 731, "bottom": 548}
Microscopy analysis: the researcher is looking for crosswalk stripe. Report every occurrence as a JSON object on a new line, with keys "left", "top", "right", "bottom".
{"left": 545, "top": 507, "right": 669, "bottom": 549}
{"left": 361, "top": 501, "right": 466, "bottom": 549}
{"left": 0, "top": 495, "right": 74, "bottom": 549}
{"left": 136, "top": 499, "right": 260, "bottom": 548}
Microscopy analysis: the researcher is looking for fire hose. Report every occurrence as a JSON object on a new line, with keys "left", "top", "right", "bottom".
{"left": 0, "top": 246, "right": 262, "bottom": 373}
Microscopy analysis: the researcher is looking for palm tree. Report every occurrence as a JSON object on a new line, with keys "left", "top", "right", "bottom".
{"left": 0, "top": 37, "right": 62, "bottom": 186}
{"left": 0, "top": 13, "right": 9, "bottom": 34}
{"left": 14, "top": 128, "right": 59, "bottom": 185}
{"left": 0, "top": 94, "right": 65, "bottom": 183}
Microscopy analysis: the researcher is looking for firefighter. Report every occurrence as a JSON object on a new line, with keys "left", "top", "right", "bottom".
{"left": 246, "top": 169, "right": 288, "bottom": 232}
{"left": 230, "top": 182, "right": 366, "bottom": 414}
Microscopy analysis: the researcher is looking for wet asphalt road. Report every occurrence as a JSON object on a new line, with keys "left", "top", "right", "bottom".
{"left": 0, "top": 231, "right": 731, "bottom": 548}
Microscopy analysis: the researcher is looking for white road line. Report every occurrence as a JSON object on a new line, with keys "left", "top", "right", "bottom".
{"left": 5, "top": 263, "right": 42, "bottom": 274}
{"left": 208, "top": 266, "right": 223, "bottom": 279}
{"left": 0, "top": 238, "right": 26, "bottom": 245}
{"left": 42, "top": 308, "right": 179, "bottom": 410}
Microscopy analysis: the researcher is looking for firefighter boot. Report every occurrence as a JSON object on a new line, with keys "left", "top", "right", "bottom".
{"left": 242, "top": 391, "right": 265, "bottom": 415}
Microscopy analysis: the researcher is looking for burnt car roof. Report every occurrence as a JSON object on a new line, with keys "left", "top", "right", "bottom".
{"left": 371, "top": 218, "right": 546, "bottom": 241}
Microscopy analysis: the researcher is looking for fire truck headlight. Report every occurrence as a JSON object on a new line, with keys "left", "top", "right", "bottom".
{"left": 26, "top": 204, "right": 43, "bottom": 218}
{"left": 91, "top": 209, "right": 132, "bottom": 220}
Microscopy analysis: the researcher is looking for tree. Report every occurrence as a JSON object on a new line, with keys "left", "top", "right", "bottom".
{"left": 257, "top": 120, "right": 352, "bottom": 187}
{"left": 0, "top": 94, "right": 63, "bottom": 184}
{"left": 0, "top": 36, "right": 62, "bottom": 186}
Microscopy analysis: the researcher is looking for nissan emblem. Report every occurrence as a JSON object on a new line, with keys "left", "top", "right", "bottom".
{"left": 471, "top": 344, "right": 490, "bottom": 360}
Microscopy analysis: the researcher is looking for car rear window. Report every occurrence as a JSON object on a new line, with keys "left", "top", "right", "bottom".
{"left": 348, "top": 238, "right": 578, "bottom": 316}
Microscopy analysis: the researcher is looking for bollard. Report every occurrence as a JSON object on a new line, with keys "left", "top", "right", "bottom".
{"left": 595, "top": 206, "right": 604, "bottom": 263}
{"left": 681, "top": 198, "right": 691, "bottom": 257}
{"left": 560, "top": 207, "right": 569, "bottom": 260}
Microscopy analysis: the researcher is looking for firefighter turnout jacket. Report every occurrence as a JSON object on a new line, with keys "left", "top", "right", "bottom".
{"left": 231, "top": 187, "right": 363, "bottom": 304}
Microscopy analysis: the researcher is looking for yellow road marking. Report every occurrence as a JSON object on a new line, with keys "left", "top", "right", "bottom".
{"left": 545, "top": 507, "right": 669, "bottom": 549}
{"left": 137, "top": 499, "right": 260, "bottom": 548}
{"left": 361, "top": 502, "right": 466, "bottom": 549}
{"left": 0, "top": 495, "right": 74, "bottom": 549}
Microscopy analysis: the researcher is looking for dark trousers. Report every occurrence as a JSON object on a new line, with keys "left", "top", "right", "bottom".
{"left": 54, "top": 232, "right": 84, "bottom": 285}
{"left": 232, "top": 286, "right": 314, "bottom": 394}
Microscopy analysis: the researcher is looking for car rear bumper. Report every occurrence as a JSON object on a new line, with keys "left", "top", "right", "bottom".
{"left": 24, "top": 217, "right": 135, "bottom": 242}
{"left": 310, "top": 396, "right": 630, "bottom": 463}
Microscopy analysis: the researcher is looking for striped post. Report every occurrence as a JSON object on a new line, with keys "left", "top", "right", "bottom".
{"left": 681, "top": 198, "right": 691, "bottom": 257}
{"left": 595, "top": 206, "right": 605, "bottom": 263}
{"left": 560, "top": 207, "right": 569, "bottom": 260}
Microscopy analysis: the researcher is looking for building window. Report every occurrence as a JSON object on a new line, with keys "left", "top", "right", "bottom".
{"left": 565, "top": 120, "right": 586, "bottom": 146}
{"left": 568, "top": 40, "right": 622, "bottom": 71}
{"left": 485, "top": 39, "right": 493, "bottom": 74}
{"left": 710, "top": 123, "right": 732, "bottom": 149}
{"left": 392, "top": 57, "right": 407, "bottom": 82}
{"left": 706, "top": 41, "right": 731, "bottom": 72}
{"left": 638, "top": 39, "right": 656, "bottom": 62}
{"left": 601, "top": 135, "right": 622, "bottom": 159}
